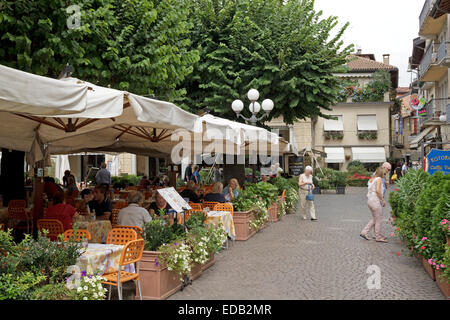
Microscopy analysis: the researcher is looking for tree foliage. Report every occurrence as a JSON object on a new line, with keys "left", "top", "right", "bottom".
{"left": 0, "top": 0, "right": 199, "bottom": 100}
{"left": 180, "top": 0, "right": 353, "bottom": 123}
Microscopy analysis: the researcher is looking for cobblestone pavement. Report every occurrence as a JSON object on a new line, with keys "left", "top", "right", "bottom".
{"left": 169, "top": 186, "right": 445, "bottom": 300}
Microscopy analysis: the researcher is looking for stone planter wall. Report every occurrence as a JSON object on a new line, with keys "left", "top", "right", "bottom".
{"left": 189, "top": 263, "right": 203, "bottom": 281}
{"left": 268, "top": 202, "right": 279, "bottom": 223}
{"left": 422, "top": 257, "right": 436, "bottom": 281}
{"left": 138, "top": 251, "right": 182, "bottom": 300}
{"left": 202, "top": 253, "right": 215, "bottom": 271}
{"left": 234, "top": 210, "right": 257, "bottom": 241}
{"left": 435, "top": 269, "right": 450, "bottom": 300}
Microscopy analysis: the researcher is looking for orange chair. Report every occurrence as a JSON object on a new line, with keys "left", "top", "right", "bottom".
{"left": 65, "top": 197, "right": 76, "bottom": 207}
{"left": 111, "top": 209, "right": 120, "bottom": 227}
{"left": 37, "top": 219, "right": 64, "bottom": 240}
{"left": 8, "top": 199, "right": 26, "bottom": 208}
{"left": 63, "top": 229, "right": 92, "bottom": 242}
{"left": 0, "top": 223, "right": 4, "bottom": 231}
{"left": 106, "top": 228, "right": 138, "bottom": 245}
{"left": 188, "top": 202, "right": 202, "bottom": 211}
{"left": 119, "top": 192, "right": 128, "bottom": 200}
{"left": 127, "top": 186, "right": 137, "bottom": 191}
{"left": 144, "top": 191, "right": 152, "bottom": 200}
{"left": 8, "top": 206, "right": 33, "bottom": 235}
{"left": 102, "top": 239, "right": 145, "bottom": 300}
{"left": 201, "top": 201, "right": 219, "bottom": 210}
{"left": 113, "top": 225, "right": 144, "bottom": 239}
{"left": 213, "top": 203, "right": 234, "bottom": 216}
{"left": 281, "top": 189, "right": 286, "bottom": 200}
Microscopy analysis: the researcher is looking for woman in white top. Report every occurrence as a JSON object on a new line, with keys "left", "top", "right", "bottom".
{"left": 360, "top": 167, "right": 387, "bottom": 242}
{"left": 118, "top": 190, "right": 152, "bottom": 228}
{"left": 298, "top": 166, "right": 317, "bottom": 221}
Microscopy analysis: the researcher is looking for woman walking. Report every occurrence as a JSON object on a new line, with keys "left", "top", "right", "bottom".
{"left": 298, "top": 166, "right": 317, "bottom": 221}
{"left": 360, "top": 167, "right": 387, "bottom": 242}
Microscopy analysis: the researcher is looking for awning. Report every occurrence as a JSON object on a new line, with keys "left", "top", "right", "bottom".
{"left": 410, "top": 126, "right": 436, "bottom": 149}
{"left": 324, "top": 147, "right": 345, "bottom": 163}
{"left": 351, "top": 147, "right": 386, "bottom": 163}
{"left": 357, "top": 115, "right": 377, "bottom": 131}
{"left": 323, "top": 116, "right": 343, "bottom": 131}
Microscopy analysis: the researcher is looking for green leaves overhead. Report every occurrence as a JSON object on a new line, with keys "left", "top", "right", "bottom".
{"left": 181, "top": 0, "right": 353, "bottom": 123}
{"left": 0, "top": 0, "right": 199, "bottom": 101}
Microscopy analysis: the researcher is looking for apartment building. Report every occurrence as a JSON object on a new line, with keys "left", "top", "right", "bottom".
{"left": 409, "top": 0, "right": 450, "bottom": 156}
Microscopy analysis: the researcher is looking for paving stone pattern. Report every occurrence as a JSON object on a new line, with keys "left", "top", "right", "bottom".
{"left": 168, "top": 186, "right": 444, "bottom": 300}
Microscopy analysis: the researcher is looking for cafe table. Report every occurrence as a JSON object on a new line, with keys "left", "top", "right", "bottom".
{"left": 76, "top": 243, "right": 135, "bottom": 276}
{"left": 205, "top": 210, "right": 236, "bottom": 241}
{"left": 73, "top": 217, "right": 112, "bottom": 244}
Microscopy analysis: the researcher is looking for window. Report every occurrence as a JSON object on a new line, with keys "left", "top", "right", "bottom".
{"left": 323, "top": 115, "right": 343, "bottom": 131}
{"left": 327, "top": 163, "right": 340, "bottom": 170}
{"left": 357, "top": 115, "right": 377, "bottom": 131}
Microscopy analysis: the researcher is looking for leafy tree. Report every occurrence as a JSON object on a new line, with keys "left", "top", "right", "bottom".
{"left": 0, "top": 0, "right": 198, "bottom": 100}
{"left": 180, "top": 0, "right": 353, "bottom": 124}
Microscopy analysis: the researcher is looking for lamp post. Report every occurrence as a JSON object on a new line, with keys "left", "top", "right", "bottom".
{"left": 231, "top": 89, "right": 274, "bottom": 182}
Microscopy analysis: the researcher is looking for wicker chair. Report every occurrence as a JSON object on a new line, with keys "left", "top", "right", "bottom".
{"left": 37, "top": 219, "right": 64, "bottom": 240}
{"left": 63, "top": 229, "right": 92, "bottom": 242}
{"left": 106, "top": 228, "right": 138, "bottom": 245}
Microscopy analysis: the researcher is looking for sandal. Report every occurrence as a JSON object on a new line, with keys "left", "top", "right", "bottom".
{"left": 375, "top": 238, "right": 388, "bottom": 243}
{"left": 360, "top": 234, "right": 370, "bottom": 241}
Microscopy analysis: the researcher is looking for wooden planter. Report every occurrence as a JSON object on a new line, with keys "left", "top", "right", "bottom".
{"left": 422, "top": 257, "right": 436, "bottom": 281}
{"left": 268, "top": 202, "right": 279, "bottom": 223}
{"left": 189, "top": 263, "right": 203, "bottom": 281}
{"left": 336, "top": 186, "right": 346, "bottom": 194}
{"left": 447, "top": 235, "right": 450, "bottom": 246}
{"left": 435, "top": 269, "right": 450, "bottom": 300}
{"left": 234, "top": 210, "right": 257, "bottom": 241}
{"left": 138, "top": 251, "right": 182, "bottom": 300}
{"left": 202, "top": 253, "right": 215, "bottom": 271}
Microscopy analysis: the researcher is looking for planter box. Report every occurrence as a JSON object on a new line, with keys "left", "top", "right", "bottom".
{"left": 336, "top": 186, "right": 346, "bottom": 194}
{"left": 447, "top": 235, "right": 450, "bottom": 246}
{"left": 202, "top": 253, "right": 215, "bottom": 271}
{"left": 435, "top": 269, "right": 450, "bottom": 300}
{"left": 422, "top": 257, "right": 436, "bottom": 281}
{"left": 138, "top": 251, "right": 182, "bottom": 300}
{"left": 189, "top": 263, "right": 203, "bottom": 281}
{"left": 234, "top": 210, "right": 257, "bottom": 241}
{"left": 268, "top": 202, "right": 279, "bottom": 223}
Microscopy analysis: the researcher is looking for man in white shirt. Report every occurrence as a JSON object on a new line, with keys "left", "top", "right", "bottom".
{"left": 118, "top": 191, "right": 152, "bottom": 228}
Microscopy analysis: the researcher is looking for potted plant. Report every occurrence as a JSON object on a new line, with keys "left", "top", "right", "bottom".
{"left": 334, "top": 171, "right": 347, "bottom": 195}
{"left": 202, "top": 224, "right": 227, "bottom": 271}
{"left": 436, "top": 246, "right": 450, "bottom": 299}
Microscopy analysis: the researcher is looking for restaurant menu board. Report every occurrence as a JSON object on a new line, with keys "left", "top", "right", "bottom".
{"left": 288, "top": 156, "right": 304, "bottom": 176}
{"left": 157, "top": 187, "right": 192, "bottom": 213}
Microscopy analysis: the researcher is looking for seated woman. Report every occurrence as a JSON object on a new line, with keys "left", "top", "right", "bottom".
{"left": 148, "top": 192, "right": 172, "bottom": 217}
{"left": 118, "top": 191, "right": 152, "bottom": 228}
{"left": 45, "top": 192, "right": 79, "bottom": 231}
{"left": 66, "top": 176, "right": 79, "bottom": 197}
{"left": 180, "top": 180, "right": 201, "bottom": 203}
{"left": 222, "top": 178, "right": 241, "bottom": 202}
{"left": 138, "top": 176, "right": 151, "bottom": 189}
{"left": 75, "top": 188, "right": 93, "bottom": 215}
{"left": 204, "top": 182, "right": 226, "bottom": 203}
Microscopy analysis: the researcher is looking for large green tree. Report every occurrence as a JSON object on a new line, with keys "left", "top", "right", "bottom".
{"left": 180, "top": 0, "right": 353, "bottom": 124}
{"left": 0, "top": 0, "right": 198, "bottom": 100}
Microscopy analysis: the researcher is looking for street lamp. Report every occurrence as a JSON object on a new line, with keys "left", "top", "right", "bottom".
{"left": 231, "top": 89, "right": 274, "bottom": 182}
{"left": 231, "top": 89, "right": 274, "bottom": 126}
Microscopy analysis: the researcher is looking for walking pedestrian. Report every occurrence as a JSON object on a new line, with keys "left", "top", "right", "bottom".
{"left": 298, "top": 166, "right": 317, "bottom": 221}
{"left": 394, "top": 163, "right": 403, "bottom": 179}
{"left": 360, "top": 167, "right": 387, "bottom": 242}
{"left": 95, "top": 163, "right": 111, "bottom": 190}
{"left": 184, "top": 162, "right": 193, "bottom": 182}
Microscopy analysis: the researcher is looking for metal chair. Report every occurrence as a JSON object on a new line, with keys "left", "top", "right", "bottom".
{"left": 113, "top": 225, "right": 144, "bottom": 240}
{"left": 63, "top": 229, "right": 92, "bottom": 242}
{"left": 37, "top": 219, "right": 64, "bottom": 240}
{"left": 213, "top": 203, "right": 234, "bottom": 216}
{"left": 201, "top": 201, "right": 219, "bottom": 210}
{"left": 106, "top": 228, "right": 137, "bottom": 245}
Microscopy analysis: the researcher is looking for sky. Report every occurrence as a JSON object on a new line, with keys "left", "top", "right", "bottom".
{"left": 314, "top": 0, "right": 425, "bottom": 87}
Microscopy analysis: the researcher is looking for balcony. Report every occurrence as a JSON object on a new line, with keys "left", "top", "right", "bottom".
{"left": 419, "top": 0, "right": 448, "bottom": 37}
{"left": 418, "top": 42, "right": 449, "bottom": 81}
{"left": 419, "top": 98, "right": 448, "bottom": 127}
{"left": 393, "top": 134, "right": 405, "bottom": 148}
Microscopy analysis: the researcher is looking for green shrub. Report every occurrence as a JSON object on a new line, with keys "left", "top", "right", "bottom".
{"left": 347, "top": 160, "right": 363, "bottom": 168}
{"left": 244, "top": 182, "right": 279, "bottom": 208}
{"left": 31, "top": 282, "right": 72, "bottom": 300}
{"left": 0, "top": 272, "right": 46, "bottom": 300}
{"left": 185, "top": 211, "right": 207, "bottom": 230}
{"left": 143, "top": 220, "right": 186, "bottom": 251}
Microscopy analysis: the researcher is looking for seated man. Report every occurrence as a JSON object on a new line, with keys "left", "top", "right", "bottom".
{"left": 180, "top": 180, "right": 201, "bottom": 203}
{"left": 204, "top": 182, "right": 226, "bottom": 203}
{"left": 118, "top": 191, "right": 152, "bottom": 228}
{"left": 88, "top": 185, "right": 113, "bottom": 221}
{"left": 138, "top": 176, "right": 151, "bottom": 189}
{"left": 45, "top": 192, "right": 79, "bottom": 232}
{"left": 148, "top": 192, "right": 172, "bottom": 217}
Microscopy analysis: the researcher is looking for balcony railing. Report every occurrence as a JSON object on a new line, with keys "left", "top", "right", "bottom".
{"left": 393, "top": 134, "right": 405, "bottom": 148}
{"left": 419, "top": 42, "right": 435, "bottom": 79}
{"left": 420, "top": 98, "right": 448, "bottom": 123}
{"left": 437, "top": 41, "right": 450, "bottom": 63}
{"left": 419, "top": 0, "right": 435, "bottom": 32}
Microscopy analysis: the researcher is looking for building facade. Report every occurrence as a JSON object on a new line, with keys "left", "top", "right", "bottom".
{"left": 409, "top": 0, "right": 450, "bottom": 156}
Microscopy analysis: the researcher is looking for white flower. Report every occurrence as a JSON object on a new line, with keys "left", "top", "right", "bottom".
{"left": 97, "top": 284, "right": 103, "bottom": 290}
{"left": 93, "top": 293, "right": 98, "bottom": 299}
{"left": 77, "top": 287, "right": 82, "bottom": 292}
{"left": 83, "top": 297, "right": 88, "bottom": 300}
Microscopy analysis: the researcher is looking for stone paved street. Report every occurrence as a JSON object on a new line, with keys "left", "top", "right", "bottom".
{"left": 169, "top": 186, "right": 445, "bottom": 300}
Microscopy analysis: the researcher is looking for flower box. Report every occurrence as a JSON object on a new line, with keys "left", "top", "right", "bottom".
{"left": 202, "top": 253, "right": 215, "bottom": 271}
{"left": 422, "top": 257, "right": 436, "bottom": 281}
{"left": 234, "top": 210, "right": 257, "bottom": 241}
{"left": 268, "top": 202, "right": 279, "bottom": 223}
{"left": 435, "top": 269, "right": 450, "bottom": 300}
{"left": 138, "top": 251, "right": 182, "bottom": 300}
{"left": 189, "top": 263, "right": 203, "bottom": 281}
{"left": 447, "top": 235, "right": 450, "bottom": 247}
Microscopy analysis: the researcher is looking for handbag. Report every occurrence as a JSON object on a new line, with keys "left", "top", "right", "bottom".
{"left": 305, "top": 184, "right": 314, "bottom": 201}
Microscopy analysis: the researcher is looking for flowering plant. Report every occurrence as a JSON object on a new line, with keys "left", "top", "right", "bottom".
{"left": 204, "top": 223, "right": 227, "bottom": 254}
{"left": 441, "top": 219, "right": 450, "bottom": 234}
{"left": 157, "top": 241, "right": 192, "bottom": 281}
{"left": 186, "top": 229, "right": 209, "bottom": 265}
{"left": 277, "top": 198, "right": 286, "bottom": 218}
{"left": 414, "top": 237, "right": 432, "bottom": 258}
{"left": 249, "top": 200, "right": 268, "bottom": 231}
{"left": 70, "top": 272, "right": 107, "bottom": 300}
